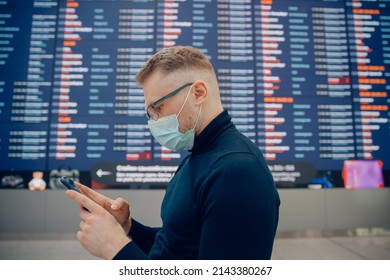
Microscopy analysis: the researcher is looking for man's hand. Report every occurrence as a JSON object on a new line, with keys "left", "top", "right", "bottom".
{"left": 66, "top": 189, "right": 131, "bottom": 259}
{"left": 74, "top": 182, "right": 132, "bottom": 234}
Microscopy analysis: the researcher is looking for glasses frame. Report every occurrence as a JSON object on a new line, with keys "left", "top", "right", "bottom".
{"left": 146, "top": 82, "right": 194, "bottom": 120}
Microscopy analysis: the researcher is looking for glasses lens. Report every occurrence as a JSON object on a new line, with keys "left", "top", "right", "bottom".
{"left": 147, "top": 106, "right": 158, "bottom": 120}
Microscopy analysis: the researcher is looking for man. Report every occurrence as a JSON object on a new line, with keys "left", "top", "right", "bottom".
{"left": 66, "top": 46, "right": 280, "bottom": 260}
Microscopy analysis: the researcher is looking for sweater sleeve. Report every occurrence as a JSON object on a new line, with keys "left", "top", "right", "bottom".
{"left": 129, "top": 219, "right": 161, "bottom": 254}
{"left": 113, "top": 219, "right": 161, "bottom": 260}
{"left": 197, "top": 153, "right": 280, "bottom": 260}
{"left": 113, "top": 241, "right": 148, "bottom": 260}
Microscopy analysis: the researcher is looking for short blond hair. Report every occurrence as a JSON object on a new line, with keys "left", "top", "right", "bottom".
{"left": 135, "top": 46, "right": 215, "bottom": 85}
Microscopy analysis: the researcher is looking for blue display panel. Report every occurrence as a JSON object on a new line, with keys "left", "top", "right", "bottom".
{"left": 0, "top": 0, "right": 389, "bottom": 189}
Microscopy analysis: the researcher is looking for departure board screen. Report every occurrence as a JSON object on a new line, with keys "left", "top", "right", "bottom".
{"left": 1, "top": 0, "right": 389, "bottom": 189}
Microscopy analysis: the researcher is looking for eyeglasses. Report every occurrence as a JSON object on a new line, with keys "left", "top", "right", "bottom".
{"left": 146, "top": 82, "right": 193, "bottom": 120}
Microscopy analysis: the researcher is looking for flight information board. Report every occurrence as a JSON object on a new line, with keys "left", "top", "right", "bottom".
{"left": 0, "top": 0, "right": 389, "bottom": 189}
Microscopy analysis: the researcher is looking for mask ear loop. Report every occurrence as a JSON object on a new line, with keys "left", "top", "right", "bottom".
{"left": 176, "top": 83, "right": 202, "bottom": 131}
{"left": 177, "top": 84, "right": 193, "bottom": 118}
{"left": 192, "top": 104, "right": 202, "bottom": 130}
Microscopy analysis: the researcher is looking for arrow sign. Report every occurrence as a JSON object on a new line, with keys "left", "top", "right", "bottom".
{"left": 96, "top": 169, "right": 112, "bottom": 178}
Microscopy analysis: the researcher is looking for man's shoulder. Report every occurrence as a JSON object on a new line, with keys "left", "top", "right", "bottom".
{"left": 213, "top": 128, "right": 263, "bottom": 160}
{"left": 214, "top": 150, "right": 267, "bottom": 176}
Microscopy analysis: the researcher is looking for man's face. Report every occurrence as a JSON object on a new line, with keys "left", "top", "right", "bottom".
{"left": 143, "top": 70, "right": 197, "bottom": 133}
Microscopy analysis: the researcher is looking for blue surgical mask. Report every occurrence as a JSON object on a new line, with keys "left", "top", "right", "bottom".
{"left": 147, "top": 86, "right": 201, "bottom": 151}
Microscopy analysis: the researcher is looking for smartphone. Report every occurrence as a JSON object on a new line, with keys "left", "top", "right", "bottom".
{"left": 60, "top": 176, "right": 89, "bottom": 211}
{"left": 59, "top": 176, "right": 81, "bottom": 193}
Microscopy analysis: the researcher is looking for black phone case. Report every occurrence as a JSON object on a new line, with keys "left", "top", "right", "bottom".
{"left": 59, "top": 176, "right": 81, "bottom": 193}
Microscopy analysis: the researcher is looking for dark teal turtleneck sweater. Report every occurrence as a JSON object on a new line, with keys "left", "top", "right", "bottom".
{"left": 114, "top": 110, "right": 280, "bottom": 260}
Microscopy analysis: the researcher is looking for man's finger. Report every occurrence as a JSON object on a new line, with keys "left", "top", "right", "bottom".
{"left": 75, "top": 182, "right": 114, "bottom": 208}
{"left": 111, "top": 198, "right": 127, "bottom": 210}
{"left": 66, "top": 189, "right": 103, "bottom": 213}
{"left": 79, "top": 208, "right": 90, "bottom": 222}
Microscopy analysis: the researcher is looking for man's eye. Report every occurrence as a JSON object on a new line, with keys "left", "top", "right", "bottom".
{"left": 154, "top": 105, "right": 162, "bottom": 113}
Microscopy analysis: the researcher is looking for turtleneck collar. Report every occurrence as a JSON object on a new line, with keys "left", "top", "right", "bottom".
{"left": 190, "top": 110, "right": 234, "bottom": 154}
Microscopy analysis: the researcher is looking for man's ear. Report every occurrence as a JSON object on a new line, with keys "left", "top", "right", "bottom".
{"left": 192, "top": 80, "right": 208, "bottom": 105}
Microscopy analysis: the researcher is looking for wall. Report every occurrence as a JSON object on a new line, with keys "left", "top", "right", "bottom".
{"left": 0, "top": 188, "right": 389, "bottom": 233}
